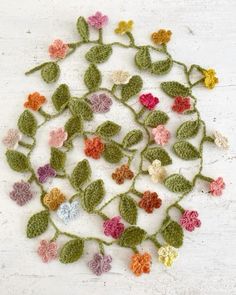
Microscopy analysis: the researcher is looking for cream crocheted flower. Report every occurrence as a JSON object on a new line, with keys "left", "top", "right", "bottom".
{"left": 214, "top": 131, "right": 229, "bottom": 149}
{"left": 111, "top": 70, "right": 131, "bottom": 85}
{"left": 158, "top": 245, "right": 178, "bottom": 267}
{"left": 148, "top": 160, "right": 167, "bottom": 183}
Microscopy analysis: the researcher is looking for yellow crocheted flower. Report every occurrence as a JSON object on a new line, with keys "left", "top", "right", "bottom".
{"left": 203, "top": 69, "right": 218, "bottom": 89}
{"left": 43, "top": 187, "right": 66, "bottom": 211}
{"left": 115, "top": 20, "right": 133, "bottom": 35}
{"left": 158, "top": 245, "right": 178, "bottom": 267}
{"left": 151, "top": 29, "right": 172, "bottom": 45}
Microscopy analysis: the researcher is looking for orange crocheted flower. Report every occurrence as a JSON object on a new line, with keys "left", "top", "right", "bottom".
{"left": 130, "top": 252, "right": 151, "bottom": 276}
{"left": 43, "top": 188, "right": 66, "bottom": 211}
{"left": 151, "top": 29, "right": 172, "bottom": 45}
{"left": 138, "top": 191, "right": 162, "bottom": 213}
{"left": 84, "top": 137, "right": 105, "bottom": 159}
{"left": 112, "top": 164, "right": 134, "bottom": 184}
{"left": 24, "top": 92, "right": 46, "bottom": 111}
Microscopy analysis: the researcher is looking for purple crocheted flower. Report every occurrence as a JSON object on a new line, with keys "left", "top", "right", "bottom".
{"left": 103, "top": 216, "right": 125, "bottom": 239}
{"left": 87, "top": 12, "right": 108, "bottom": 29}
{"left": 37, "top": 164, "right": 56, "bottom": 183}
{"left": 88, "top": 253, "right": 112, "bottom": 276}
{"left": 9, "top": 180, "right": 33, "bottom": 206}
{"left": 89, "top": 93, "right": 112, "bottom": 113}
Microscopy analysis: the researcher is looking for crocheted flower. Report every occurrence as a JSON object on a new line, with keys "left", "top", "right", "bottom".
{"left": 214, "top": 131, "right": 229, "bottom": 149}
{"left": 24, "top": 92, "right": 46, "bottom": 111}
{"left": 112, "top": 164, "right": 134, "bottom": 184}
{"left": 148, "top": 159, "right": 167, "bottom": 183}
{"left": 48, "top": 127, "right": 68, "bottom": 148}
{"left": 209, "top": 177, "right": 225, "bottom": 196}
{"left": 158, "top": 245, "right": 178, "bottom": 267}
{"left": 48, "top": 39, "right": 69, "bottom": 59}
{"left": 88, "top": 253, "right": 112, "bottom": 276}
{"left": 180, "top": 210, "right": 201, "bottom": 232}
{"left": 2, "top": 129, "right": 22, "bottom": 149}
{"left": 151, "top": 29, "right": 172, "bottom": 45}
{"left": 87, "top": 11, "right": 108, "bottom": 29}
{"left": 57, "top": 201, "right": 79, "bottom": 224}
{"left": 9, "top": 180, "right": 33, "bottom": 206}
{"left": 111, "top": 70, "right": 131, "bottom": 85}
{"left": 172, "top": 96, "right": 191, "bottom": 113}
{"left": 37, "top": 164, "right": 56, "bottom": 183}
{"left": 103, "top": 216, "right": 125, "bottom": 239}
{"left": 37, "top": 240, "right": 58, "bottom": 263}
{"left": 152, "top": 125, "right": 170, "bottom": 146}
{"left": 115, "top": 20, "right": 133, "bottom": 35}
{"left": 43, "top": 187, "right": 66, "bottom": 211}
{"left": 139, "top": 93, "right": 159, "bottom": 110}
{"left": 84, "top": 137, "right": 105, "bottom": 159}
{"left": 89, "top": 93, "right": 112, "bottom": 113}
{"left": 130, "top": 252, "right": 151, "bottom": 276}
{"left": 203, "top": 69, "right": 218, "bottom": 89}
{"left": 138, "top": 191, "right": 162, "bottom": 213}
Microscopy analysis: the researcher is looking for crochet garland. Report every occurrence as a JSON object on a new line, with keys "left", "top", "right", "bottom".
{"left": 3, "top": 12, "right": 228, "bottom": 276}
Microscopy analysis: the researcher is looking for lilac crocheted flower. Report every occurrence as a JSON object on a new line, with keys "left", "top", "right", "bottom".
{"left": 89, "top": 93, "right": 112, "bottom": 113}
{"left": 87, "top": 12, "right": 108, "bottom": 29}
{"left": 57, "top": 201, "right": 79, "bottom": 224}
{"left": 37, "top": 164, "right": 56, "bottom": 183}
{"left": 9, "top": 180, "right": 33, "bottom": 206}
{"left": 103, "top": 216, "right": 125, "bottom": 239}
{"left": 88, "top": 253, "right": 112, "bottom": 276}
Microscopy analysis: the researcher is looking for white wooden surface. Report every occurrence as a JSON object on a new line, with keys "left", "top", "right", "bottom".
{"left": 0, "top": 0, "right": 236, "bottom": 294}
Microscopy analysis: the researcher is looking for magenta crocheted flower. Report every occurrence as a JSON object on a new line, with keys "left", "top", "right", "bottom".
{"left": 9, "top": 180, "right": 33, "bottom": 206}
{"left": 180, "top": 210, "right": 201, "bottom": 232}
{"left": 37, "top": 164, "right": 56, "bottom": 183}
{"left": 89, "top": 93, "right": 112, "bottom": 113}
{"left": 139, "top": 93, "right": 159, "bottom": 110}
{"left": 48, "top": 39, "right": 69, "bottom": 59}
{"left": 210, "top": 177, "right": 225, "bottom": 196}
{"left": 48, "top": 127, "right": 68, "bottom": 148}
{"left": 88, "top": 12, "right": 108, "bottom": 29}
{"left": 37, "top": 240, "right": 58, "bottom": 263}
{"left": 103, "top": 216, "right": 125, "bottom": 239}
{"left": 152, "top": 125, "right": 170, "bottom": 146}
{"left": 88, "top": 253, "right": 112, "bottom": 276}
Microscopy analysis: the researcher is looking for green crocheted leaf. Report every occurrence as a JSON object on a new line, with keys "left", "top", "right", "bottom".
{"left": 121, "top": 75, "right": 143, "bottom": 101}
{"left": 150, "top": 58, "right": 173, "bottom": 75}
{"left": 96, "top": 121, "right": 121, "bottom": 138}
{"left": 82, "top": 180, "right": 105, "bottom": 212}
{"left": 144, "top": 110, "right": 169, "bottom": 127}
{"left": 135, "top": 46, "right": 151, "bottom": 70}
{"left": 26, "top": 210, "right": 49, "bottom": 238}
{"left": 122, "top": 129, "right": 143, "bottom": 148}
{"left": 6, "top": 150, "right": 30, "bottom": 172}
{"left": 119, "top": 194, "right": 137, "bottom": 225}
{"left": 59, "top": 238, "right": 84, "bottom": 263}
{"left": 70, "top": 159, "right": 91, "bottom": 190}
{"left": 52, "top": 84, "right": 70, "bottom": 111}
{"left": 173, "top": 141, "right": 200, "bottom": 160}
{"left": 144, "top": 147, "right": 172, "bottom": 166}
{"left": 41, "top": 62, "right": 60, "bottom": 83}
{"left": 77, "top": 17, "right": 89, "bottom": 42}
{"left": 69, "top": 98, "right": 93, "bottom": 121}
{"left": 64, "top": 115, "right": 83, "bottom": 138}
{"left": 119, "top": 226, "right": 146, "bottom": 247}
{"left": 85, "top": 45, "right": 112, "bottom": 64}
{"left": 161, "top": 217, "right": 183, "bottom": 248}
{"left": 50, "top": 148, "right": 66, "bottom": 171}
{"left": 164, "top": 174, "right": 192, "bottom": 193}
{"left": 176, "top": 120, "right": 200, "bottom": 139}
{"left": 18, "top": 110, "right": 37, "bottom": 137}
{"left": 103, "top": 143, "right": 123, "bottom": 163}
{"left": 161, "top": 81, "right": 191, "bottom": 97}
{"left": 84, "top": 64, "right": 101, "bottom": 91}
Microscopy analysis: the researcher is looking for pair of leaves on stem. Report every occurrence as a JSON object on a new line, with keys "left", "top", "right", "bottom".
{"left": 28, "top": 62, "right": 60, "bottom": 84}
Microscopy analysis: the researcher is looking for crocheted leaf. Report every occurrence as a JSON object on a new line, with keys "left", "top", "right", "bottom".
{"left": 164, "top": 174, "right": 192, "bottom": 193}
{"left": 150, "top": 58, "right": 173, "bottom": 75}
{"left": 161, "top": 81, "right": 191, "bottom": 97}
{"left": 96, "top": 121, "right": 121, "bottom": 138}
{"left": 82, "top": 180, "right": 105, "bottom": 212}
{"left": 77, "top": 16, "right": 89, "bottom": 42}
{"left": 59, "top": 238, "right": 84, "bottom": 263}
{"left": 121, "top": 75, "right": 143, "bottom": 101}
{"left": 85, "top": 45, "right": 112, "bottom": 64}
{"left": 26, "top": 210, "right": 49, "bottom": 238}
{"left": 41, "top": 62, "right": 60, "bottom": 83}
{"left": 173, "top": 141, "right": 200, "bottom": 160}
{"left": 161, "top": 217, "right": 183, "bottom": 248}
{"left": 176, "top": 120, "right": 200, "bottom": 139}
{"left": 64, "top": 115, "right": 83, "bottom": 138}
{"left": 69, "top": 98, "right": 93, "bottom": 121}
{"left": 119, "top": 226, "right": 146, "bottom": 247}
{"left": 84, "top": 64, "right": 101, "bottom": 91}
{"left": 135, "top": 46, "right": 151, "bottom": 70}
{"left": 6, "top": 150, "right": 30, "bottom": 172}
{"left": 70, "top": 159, "right": 91, "bottom": 190}
{"left": 122, "top": 129, "right": 143, "bottom": 148}
{"left": 119, "top": 194, "right": 137, "bottom": 225}
{"left": 103, "top": 143, "right": 123, "bottom": 163}
{"left": 144, "top": 110, "right": 169, "bottom": 127}
{"left": 144, "top": 147, "right": 172, "bottom": 166}
{"left": 18, "top": 110, "right": 37, "bottom": 137}
{"left": 52, "top": 84, "right": 70, "bottom": 111}
{"left": 50, "top": 148, "right": 66, "bottom": 171}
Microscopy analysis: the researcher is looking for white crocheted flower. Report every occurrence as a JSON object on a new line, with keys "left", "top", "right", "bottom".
{"left": 111, "top": 70, "right": 131, "bottom": 85}
{"left": 148, "top": 159, "right": 167, "bottom": 183}
{"left": 2, "top": 129, "right": 22, "bottom": 149}
{"left": 214, "top": 131, "right": 229, "bottom": 149}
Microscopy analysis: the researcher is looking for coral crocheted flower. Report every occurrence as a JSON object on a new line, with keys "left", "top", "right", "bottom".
{"left": 103, "top": 216, "right": 125, "bottom": 239}
{"left": 88, "top": 253, "right": 112, "bottom": 276}
{"left": 209, "top": 177, "right": 225, "bottom": 196}
{"left": 37, "top": 240, "right": 58, "bottom": 263}
{"left": 43, "top": 187, "right": 66, "bottom": 211}
{"left": 9, "top": 180, "right": 33, "bottom": 206}
{"left": 214, "top": 131, "right": 229, "bottom": 149}
{"left": 139, "top": 93, "right": 159, "bottom": 110}
{"left": 37, "top": 164, "right": 56, "bottom": 183}
{"left": 2, "top": 129, "right": 22, "bottom": 149}
{"left": 84, "top": 137, "right": 104, "bottom": 159}
{"left": 48, "top": 39, "right": 69, "bottom": 59}
{"left": 151, "top": 29, "right": 172, "bottom": 45}
{"left": 138, "top": 191, "right": 162, "bottom": 213}
{"left": 180, "top": 210, "right": 201, "bottom": 232}
{"left": 88, "top": 11, "right": 108, "bottom": 29}
{"left": 152, "top": 125, "right": 170, "bottom": 146}
{"left": 48, "top": 127, "right": 68, "bottom": 148}
{"left": 115, "top": 20, "right": 133, "bottom": 35}
{"left": 158, "top": 245, "right": 178, "bottom": 267}
{"left": 148, "top": 159, "right": 167, "bottom": 183}
{"left": 112, "top": 164, "right": 134, "bottom": 184}
{"left": 24, "top": 92, "right": 46, "bottom": 111}
{"left": 89, "top": 93, "right": 112, "bottom": 113}
{"left": 203, "top": 69, "right": 218, "bottom": 89}
{"left": 57, "top": 201, "right": 79, "bottom": 224}
{"left": 130, "top": 252, "right": 151, "bottom": 276}
{"left": 172, "top": 96, "right": 191, "bottom": 113}
{"left": 111, "top": 70, "right": 131, "bottom": 85}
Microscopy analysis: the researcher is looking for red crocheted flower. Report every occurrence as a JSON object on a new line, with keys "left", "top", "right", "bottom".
{"left": 138, "top": 191, "right": 162, "bottom": 213}
{"left": 84, "top": 137, "right": 105, "bottom": 159}
{"left": 172, "top": 96, "right": 191, "bottom": 113}
{"left": 139, "top": 93, "right": 159, "bottom": 110}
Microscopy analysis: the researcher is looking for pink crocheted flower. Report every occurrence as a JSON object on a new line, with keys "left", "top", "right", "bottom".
{"left": 37, "top": 240, "right": 58, "bottom": 263}
{"left": 139, "top": 93, "right": 159, "bottom": 110}
{"left": 48, "top": 39, "right": 69, "bottom": 59}
{"left": 49, "top": 127, "right": 68, "bottom": 148}
{"left": 103, "top": 216, "right": 125, "bottom": 239}
{"left": 152, "top": 125, "right": 170, "bottom": 146}
{"left": 9, "top": 180, "right": 33, "bottom": 206}
{"left": 2, "top": 129, "right": 22, "bottom": 149}
{"left": 210, "top": 177, "right": 225, "bottom": 196}
{"left": 180, "top": 210, "right": 201, "bottom": 232}
{"left": 88, "top": 12, "right": 108, "bottom": 29}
